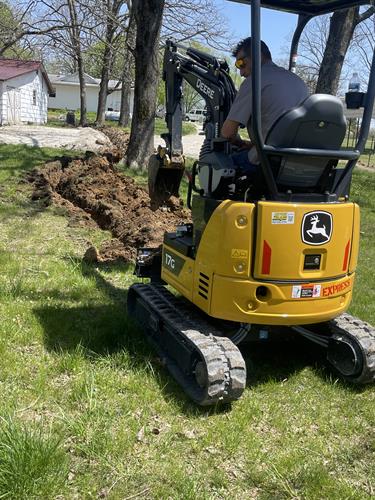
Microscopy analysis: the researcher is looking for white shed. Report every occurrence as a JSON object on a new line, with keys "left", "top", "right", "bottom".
{"left": 0, "top": 59, "right": 54, "bottom": 125}
{"left": 48, "top": 72, "right": 134, "bottom": 114}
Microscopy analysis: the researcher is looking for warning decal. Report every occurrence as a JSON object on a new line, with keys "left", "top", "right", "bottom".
{"left": 272, "top": 212, "right": 295, "bottom": 225}
{"left": 231, "top": 249, "right": 248, "bottom": 259}
{"left": 292, "top": 284, "right": 321, "bottom": 299}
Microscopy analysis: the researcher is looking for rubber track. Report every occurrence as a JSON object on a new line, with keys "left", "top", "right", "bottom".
{"left": 128, "top": 284, "right": 246, "bottom": 405}
{"left": 328, "top": 313, "right": 375, "bottom": 383}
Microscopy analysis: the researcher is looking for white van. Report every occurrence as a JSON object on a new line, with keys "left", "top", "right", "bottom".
{"left": 185, "top": 108, "right": 206, "bottom": 122}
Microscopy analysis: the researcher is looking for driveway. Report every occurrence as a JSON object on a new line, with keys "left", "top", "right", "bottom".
{"left": 0, "top": 125, "right": 112, "bottom": 152}
{"left": 0, "top": 124, "right": 206, "bottom": 158}
{"left": 154, "top": 127, "right": 205, "bottom": 159}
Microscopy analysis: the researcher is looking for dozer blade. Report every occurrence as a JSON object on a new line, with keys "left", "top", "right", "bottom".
{"left": 148, "top": 150, "right": 185, "bottom": 209}
{"left": 127, "top": 283, "right": 247, "bottom": 406}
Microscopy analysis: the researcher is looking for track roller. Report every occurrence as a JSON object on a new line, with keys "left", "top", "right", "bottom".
{"left": 127, "top": 283, "right": 247, "bottom": 405}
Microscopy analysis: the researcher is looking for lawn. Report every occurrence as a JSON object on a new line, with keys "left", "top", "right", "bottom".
{"left": 47, "top": 108, "right": 197, "bottom": 136}
{"left": 0, "top": 144, "right": 374, "bottom": 499}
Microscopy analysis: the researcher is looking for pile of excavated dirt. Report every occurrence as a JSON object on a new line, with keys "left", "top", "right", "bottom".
{"left": 29, "top": 151, "right": 191, "bottom": 262}
{"left": 98, "top": 126, "right": 130, "bottom": 157}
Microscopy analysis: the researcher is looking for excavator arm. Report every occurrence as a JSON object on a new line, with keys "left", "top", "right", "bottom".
{"left": 148, "top": 40, "right": 236, "bottom": 207}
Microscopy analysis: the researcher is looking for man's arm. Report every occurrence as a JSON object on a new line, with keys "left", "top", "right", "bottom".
{"left": 221, "top": 119, "right": 252, "bottom": 150}
{"left": 222, "top": 76, "right": 253, "bottom": 149}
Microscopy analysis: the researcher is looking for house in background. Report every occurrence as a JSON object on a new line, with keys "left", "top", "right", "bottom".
{"left": 48, "top": 72, "right": 134, "bottom": 114}
{"left": 0, "top": 59, "right": 55, "bottom": 125}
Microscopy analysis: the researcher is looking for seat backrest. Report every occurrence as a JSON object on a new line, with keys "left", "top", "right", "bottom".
{"left": 265, "top": 94, "right": 347, "bottom": 188}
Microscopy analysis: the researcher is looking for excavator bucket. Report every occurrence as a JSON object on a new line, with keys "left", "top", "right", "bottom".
{"left": 148, "top": 146, "right": 185, "bottom": 208}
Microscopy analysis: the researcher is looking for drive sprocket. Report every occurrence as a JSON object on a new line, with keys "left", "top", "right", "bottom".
{"left": 327, "top": 313, "right": 375, "bottom": 383}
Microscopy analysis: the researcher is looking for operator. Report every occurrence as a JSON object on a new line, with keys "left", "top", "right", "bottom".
{"left": 221, "top": 37, "right": 309, "bottom": 176}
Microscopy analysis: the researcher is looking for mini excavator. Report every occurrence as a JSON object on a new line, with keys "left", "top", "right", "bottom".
{"left": 128, "top": 0, "right": 375, "bottom": 406}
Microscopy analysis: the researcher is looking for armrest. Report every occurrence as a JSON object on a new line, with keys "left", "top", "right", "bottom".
{"left": 263, "top": 145, "right": 360, "bottom": 160}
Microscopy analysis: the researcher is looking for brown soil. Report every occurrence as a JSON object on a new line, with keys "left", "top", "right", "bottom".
{"left": 97, "top": 126, "right": 130, "bottom": 157}
{"left": 28, "top": 150, "right": 190, "bottom": 263}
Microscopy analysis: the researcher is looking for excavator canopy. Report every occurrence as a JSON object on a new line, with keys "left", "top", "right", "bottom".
{"left": 230, "top": 0, "right": 371, "bottom": 15}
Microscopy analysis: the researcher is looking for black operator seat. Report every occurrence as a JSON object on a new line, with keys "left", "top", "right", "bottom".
{"left": 265, "top": 94, "right": 347, "bottom": 189}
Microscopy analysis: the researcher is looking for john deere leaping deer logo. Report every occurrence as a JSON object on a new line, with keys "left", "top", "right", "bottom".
{"left": 302, "top": 211, "right": 332, "bottom": 245}
{"left": 307, "top": 215, "right": 329, "bottom": 239}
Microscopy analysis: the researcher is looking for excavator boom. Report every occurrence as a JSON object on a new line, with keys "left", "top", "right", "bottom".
{"left": 148, "top": 40, "right": 236, "bottom": 207}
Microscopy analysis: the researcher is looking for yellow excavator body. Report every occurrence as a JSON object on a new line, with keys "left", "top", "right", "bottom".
{"left": 161, "top": 199, "right": 360, "bottom": 325}
{"left": 128, "top": 28, "right": 375, "bottom": 404}
{"left": 128, "top": 4, "right": 375, "bottom": 404}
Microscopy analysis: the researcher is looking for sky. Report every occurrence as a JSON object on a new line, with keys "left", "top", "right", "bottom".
{"left": 216, "top": 1, "right": 300, "bottom": 61}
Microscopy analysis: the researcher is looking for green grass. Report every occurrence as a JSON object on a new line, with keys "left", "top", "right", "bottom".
{"left": 0, "top": 144, "right": 374, "bottom": 498}
{"left": 154, "top": 117, "right": 197, "bottom": 136}
{"left": 0, "top": 417, "right": 68, "bottom": 499}
{"left": 47, "top": 109, "right": 197, "bottom": 136}
{"left": 348, "top": 170, "right": 375, "bottom": 321}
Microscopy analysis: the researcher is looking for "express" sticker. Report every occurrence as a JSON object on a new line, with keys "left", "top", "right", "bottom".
{"left": 322, "top": 279, "right": 351, "bottom": 297}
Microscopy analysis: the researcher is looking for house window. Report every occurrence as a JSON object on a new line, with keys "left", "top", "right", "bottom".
{"left": 33, "top": 90, "right": 36, "bottom": 106}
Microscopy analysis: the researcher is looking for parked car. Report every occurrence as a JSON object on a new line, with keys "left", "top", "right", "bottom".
{"left": 185, "top": 108, "right": 206, "bottom": 122}
{"left": 105, "top": 110, "right": 120, "bottom": 121}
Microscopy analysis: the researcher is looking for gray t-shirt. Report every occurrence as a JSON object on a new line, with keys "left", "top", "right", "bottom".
{"left": 227, "top": 61, "right": 309, "bottom": 163}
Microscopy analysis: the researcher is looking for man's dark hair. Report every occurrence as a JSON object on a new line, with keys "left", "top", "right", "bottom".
{"left": 232, "top": 37, "right": 272, "bottom": 61}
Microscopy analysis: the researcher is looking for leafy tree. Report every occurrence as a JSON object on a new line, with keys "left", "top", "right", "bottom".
{"left": 83, "top": 42, "right": 106, "bottom": 78}
{"left": 0, "top": 1, "right": 18, "bottom": 55}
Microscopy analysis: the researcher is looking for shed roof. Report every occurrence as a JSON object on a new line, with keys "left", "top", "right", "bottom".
{"left": 50, "top": 72, "right": 99, "bottom": 86}
{"left": 49, "top": 72, "right": 124, "bottom": 90}
{"left": 0, "top": 59, "right": 55, "bottom": 95}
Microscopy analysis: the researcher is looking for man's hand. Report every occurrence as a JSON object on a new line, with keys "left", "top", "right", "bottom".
{"left": 237, "top": 139, "right": 253, "bottom": 150}
{"left": 221, "top": 119, "right": 253, "bottom": 150}
{"left": 221, "top": 118, "right": 239, "bottom": 142}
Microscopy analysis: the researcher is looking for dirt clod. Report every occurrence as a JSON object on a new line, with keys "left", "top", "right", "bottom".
{"left": 83, "top": 245, "right": 100, "bottom": 263}
{"left": 29, "top": 152, "right": 190, "bottom": 262}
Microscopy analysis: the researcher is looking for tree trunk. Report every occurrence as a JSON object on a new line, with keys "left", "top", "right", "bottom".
{"left": 119, "top": 11, "right": 136, "bottom": 127}
{"left": 315, "top": 8, "right": 358, "bottom": 95}
{"left": 67, "top": 0, "right": 87, "bottom": 126}
{"left": 126, "top": 0, "right": 165, "bottom": 169}
{"left": 77, "top": 58, "right": 88, "bottom": 126}
{"left": 119, "top": 76, "right": 132, "bottom": 127}
{"left": 96, "top": 42, "right": 113, "bottom": 125}
{"left": 95, "top": 0, "right": 123, "bottom": 126}
{"left": 95, "top": 27, "right": 115, "bottom": 124}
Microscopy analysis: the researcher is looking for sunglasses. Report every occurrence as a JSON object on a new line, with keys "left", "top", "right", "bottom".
{"left": 235, "top": 57, "right": 247, "bottom": 69}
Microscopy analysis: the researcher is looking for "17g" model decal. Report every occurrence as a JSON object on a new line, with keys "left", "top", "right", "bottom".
{"left": 162, "top": 249, "right": 185, "bottom": 276}
{"left": 165, "top": 252, "right": 175, "bottom": 269}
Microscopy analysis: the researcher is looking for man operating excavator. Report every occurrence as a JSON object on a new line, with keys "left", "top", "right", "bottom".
{"left": 221, "top": 37, "right": 309, "bottom": 177}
